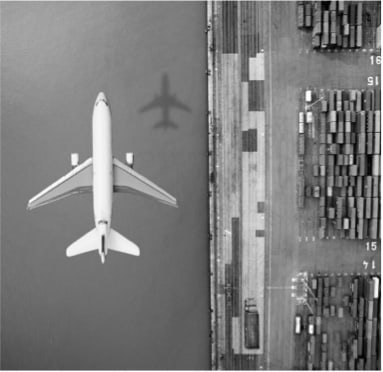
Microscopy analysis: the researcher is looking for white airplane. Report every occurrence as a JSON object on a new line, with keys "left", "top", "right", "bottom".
{"left": 27, "top": 92, "right": 178, "bottom": 263}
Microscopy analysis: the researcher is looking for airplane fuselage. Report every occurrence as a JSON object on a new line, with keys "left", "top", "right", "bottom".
{"left": 92, "top": 92, "right": 113, "bottom": 261}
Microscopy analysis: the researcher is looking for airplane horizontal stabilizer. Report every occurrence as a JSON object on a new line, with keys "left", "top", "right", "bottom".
{"left": 112, "top": 158, "right": 178, "bottom": 208}
{"left": 66, "top": 228, "right": 98, "bottom": 257}
{"left": 27, "top": 158, "right": 93, "bottom": 210}
{"left": 109, "top": 229, "right": 140, "bottom": 256}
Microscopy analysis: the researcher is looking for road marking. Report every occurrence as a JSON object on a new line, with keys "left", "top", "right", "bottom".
{"left": 266, "top": 3, "right": 273, "bottom": 368}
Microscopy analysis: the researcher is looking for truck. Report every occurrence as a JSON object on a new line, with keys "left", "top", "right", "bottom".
{"left": 244, "top": 298, "right": 260, "bottom": 349}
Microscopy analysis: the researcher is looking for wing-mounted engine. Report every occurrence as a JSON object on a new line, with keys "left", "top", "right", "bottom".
{"left": 125, "top": 153, "right": 134, "bottom": 168}
{"left": 71, "top": 153, "right": 79, "bottom": 168}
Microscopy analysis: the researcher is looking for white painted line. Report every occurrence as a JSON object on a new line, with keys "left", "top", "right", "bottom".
{"left": 266, "top": 3, "right": 273, "bottom": 368}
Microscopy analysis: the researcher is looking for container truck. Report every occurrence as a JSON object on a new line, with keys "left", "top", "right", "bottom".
{"left": 244, "top": 299, "right": 260, "bottom": 349}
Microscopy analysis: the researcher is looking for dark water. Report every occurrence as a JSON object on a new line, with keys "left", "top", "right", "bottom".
{"left": 1, "top": 2, "right": 209, "bottom": 369}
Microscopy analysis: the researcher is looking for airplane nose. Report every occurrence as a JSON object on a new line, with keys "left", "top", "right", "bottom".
{"left": 95, "top": 92, "right": 108, "bottom": 106}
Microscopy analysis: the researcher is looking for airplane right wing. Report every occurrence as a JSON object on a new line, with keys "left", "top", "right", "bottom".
{"left": 113, "top": 158, "right": 178, "bottom": 208}
{"left": 168, "top": 95, "right": 190, "bottom": 112}
{"left": 27, "top": 158, "right": 93, "bottom": 210}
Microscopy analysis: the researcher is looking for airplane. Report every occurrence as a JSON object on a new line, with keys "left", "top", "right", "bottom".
{"left": 27, "top": 92, "right": 178, "bottom": 264}
{"left": 139, "top": 73, "right": 190, "bottom": 129}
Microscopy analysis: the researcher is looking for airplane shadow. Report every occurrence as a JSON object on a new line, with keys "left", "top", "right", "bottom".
{"left": 139, "top": 73, "right": 191, "bottom": 130}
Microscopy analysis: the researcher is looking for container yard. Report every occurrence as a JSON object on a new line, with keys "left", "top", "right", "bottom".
{"left": 297, "top": 1, "right": 381, "bottom": 50}
{"left": 293, "top": 273, "right": 381, "bottom": 370}
{"left": 297, "top": 87, "right": 381, "bottom": 240}
{"left": 208, "top": 0, "right": 380, "bottom": 370}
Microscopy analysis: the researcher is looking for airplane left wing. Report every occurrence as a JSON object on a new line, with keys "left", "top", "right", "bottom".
{"left": 113, "top": 158, "right": 178, "bottom": 208}
{"left": 139, "top": 96, "right": 162, "bottom": 112}
{"left": 27, "top": 158, "right": 93, "bottom": 210}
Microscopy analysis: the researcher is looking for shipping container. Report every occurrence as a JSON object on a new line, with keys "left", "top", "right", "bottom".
{"left": 364, "top": 176, "right": 372, "bottom": 197}
{"left": 299, "top": 121, "right": 305, "bottom": 134}
{"left": 356, "top": 3, "right": 363, "bottom": 25}
{"left": 350, "top": 25, "right": 355, "bottom": 47}
{"left": 373, "top": 133, "right": 380, "bottom": 154}
{"left": 357, "top": 133, "right": 366, "bottom": 154}
{"left": 349, "top": 164, "right": 358, "bottom": 176}
{"left": 356, "top": 155, "right": 366, "bottom": 176}
{"left": 306, "top": 111, "right": 313, "bottom": 123}
{"left": 374, "top": 111, "right": 381, "bottom": 132}
{"left": 305, "top": 3, "right": 312, "bottom": 27}
{"left": 365, "top": 198, "right": 372, "bottom": 219}
{"left": 328, "top": 207, "right": 335, "bottom": 219}
{"left": 369, "top": 218, "right": 378, "bottom": 239}
{"left": 357, "top": 218, "right": 364, "bottom": 239}
{"left": 321, "top": 99, "right": 328, "bottom": 112}
{"left": 372, "top": 277, "right": 379, "bottom": 299}
{"left": 320, "top": 112, "right": 327, "bottom": 132}
{"left": 343, "top": 218, "right": 350, "bottom": 230}
{"left": 305, "top": 89, "right": 312, "bottom": 103}
{"left": 319, "top": 154, "right": 326, "bottom": 166}
{"left": 356, "top": 25, "right": 362, "bottom": 47}
{"left": 329, "top": 121, "right": 337, "bottom": 133}
{"left": 297, "top": 3, "right": 305, "bottom": 28}
{"left": 367, "top": 133, "right": 374, "bottom": 154}
{"left": 320, "top": 165, "right": 326, "bottom": 177}
{"left": 298, "top": 134, "right": 305, "bottom": 155}
{"left": 347, "top": 186, "right": 353, "bottom": 197}
{"left": 372, "top": 176, "right": 379, "bottom": 197}
{"left": 375, "top": 90, "right": 381, "bottom": 110}
{"left": 315, "top": 316, "right": 321, "bottom": 335}
{"left": 356, "top": 91, "right": 362, "bottom": 111}
{"left": 299, "top": 111, "right": 305, "bottom": 123}
{"left": 336, "top": 155, "right": 344, "bottom": 167}
{"left": 313, "top": 164, "right": 319, "bottom": 177}
{"left": 372, "top": 155, "right": 380, "bottom": 176}
{"left": 367, "top": 111, "right": 374, "bottom": 132}
{"left": 372, "top": 198, "right": 379, "bottom": 219}
{"left": 294, "top": 315, "right": 302, "bottom": 334}
{"left": 357, "top": 111, "right": 366, "bottom": 132}
{"left": 356, "top": 176, "right": 363, "bottom": 196}
{"left": 328, "top": 154, "right": 335, "bottom": 166}
{"left": 357, "top": 197, "right": 365, "bottom": 219}
{"left": 338, "top": 306, "right": 344, "bottom": 318}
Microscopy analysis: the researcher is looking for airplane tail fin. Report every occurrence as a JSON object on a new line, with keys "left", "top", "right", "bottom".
{"left": 65, "top": 228, "right": 140, "bottom": 260}
{"left": 66, "top": 228, "right": 98, "bottom": 257}
{"left": 109, "top": 229, "right": 140, "bottom": 257}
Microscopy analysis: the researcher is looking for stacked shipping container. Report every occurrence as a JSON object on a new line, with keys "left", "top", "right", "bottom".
{"left": 300, "top": 88, "right": 381, "bottom": 239}
{"left": 297, "top": 1, "right": 364, "bottom": 49}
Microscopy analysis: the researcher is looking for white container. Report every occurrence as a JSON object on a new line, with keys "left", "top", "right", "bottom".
{"left": 71, "top": 153, "right": 79, "bottom": 168}
{"left": 306, "top": 111, "right": 313, "bottom": 123}
{"left": 306, "top": 90, "right": 312, "bottom": 103}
